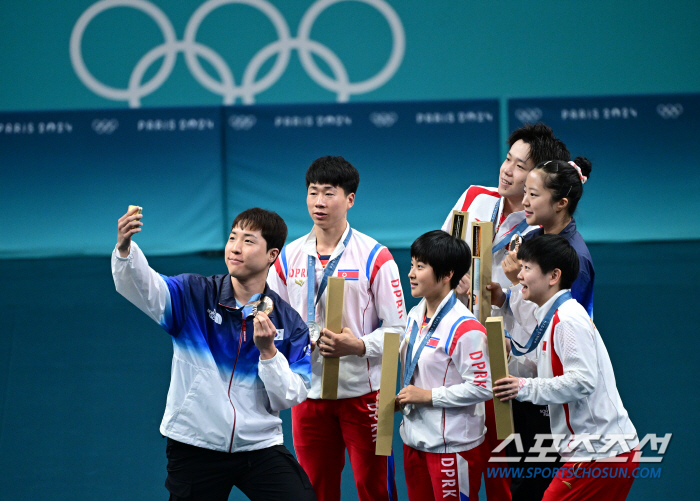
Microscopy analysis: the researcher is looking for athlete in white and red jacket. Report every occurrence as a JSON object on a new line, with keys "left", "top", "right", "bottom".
{"left": 266, "top": 156, "right": 406, "bottom": 501}
{"left": 442, "top": 123, "right": 571, "bottom": 501}
{"left": 396, "top": 230, "right": 492, "bottom": 501}
{"left": 495, "top": 235, "right": 638, "bottom": 501}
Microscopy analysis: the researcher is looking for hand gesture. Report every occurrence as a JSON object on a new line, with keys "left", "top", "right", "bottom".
{"left": 117, "top": 206, "right": 143, "bottom": 257}
{"left": 501, "top": 251, "right": 521, "bottom": 285}
{"left": 493, "top": 375, "right": 521, "bottom": 402}
{"left": 455, "top": 272, "right": 471, "bottom": 295}
{"left": 318, "top": 326, "right": 366, "bottom": 358}
{"left": 396, "top": 385, "right": 432, "bottom": 406}
{"left": 253, "top": 312, "right": 278, "bottom": 360}
{"left": 486, "top": 282, "right": 506, "bottom": 308}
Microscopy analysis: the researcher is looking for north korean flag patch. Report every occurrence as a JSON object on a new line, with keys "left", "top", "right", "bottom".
{"left": 337, "top": 269, "right": 359, "bottom": 281}
{"left": 426, "top": 336, "right": 440, "bottom": 349}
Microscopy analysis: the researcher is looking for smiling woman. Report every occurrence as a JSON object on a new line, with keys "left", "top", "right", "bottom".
{"left": 519, "top": 158, "right": 595, "bottom": 317}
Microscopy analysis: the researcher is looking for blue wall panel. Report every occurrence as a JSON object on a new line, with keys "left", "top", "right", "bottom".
{"left": 224, "top": 100, "right": 500, "bottom": 247}
{"left": 0, "top": 107, "right": 224, "bottom": 258}
{"left": 509, "top": 94, "right": 698, "bottom": 242}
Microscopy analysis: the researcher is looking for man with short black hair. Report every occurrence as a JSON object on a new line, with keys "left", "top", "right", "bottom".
{"left": 494, "top": 235, "right": 638, "bottom": 501}
{"left": 268, "top": 156, "right": 406, "bottom": 501}
{"left": 112, "top": 206, "right": 315, "bottom": 501}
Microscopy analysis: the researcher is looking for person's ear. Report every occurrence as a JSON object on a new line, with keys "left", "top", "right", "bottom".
{"left": 268, "top": 248, "right": 280, "bottom": 264}
{"left": 549, "top": 268, "right": 562, "bottom": 287}
{"left": 346, "top": 192, "right": 355, "bottom": 209}
{"left": 443, "top": 270, "right": 454, "bottom": 286}
{"left": 556, "top": 197, "right": 570, "bottom": 213}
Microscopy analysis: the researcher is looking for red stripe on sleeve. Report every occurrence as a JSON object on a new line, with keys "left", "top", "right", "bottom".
{"left": 461, "top": 186, "right": 500, "bottom": 211}
{"left": 369, "top": 247, "right": 394, "bottom": 286}
{"left": 274, "top": 257, "right": 287, "bottom": 286}
{"left": 448, "top": 319, "right": 486, "bottom": 356}
{"left": 550, "top": 312, "right": 575, "bottom": 436}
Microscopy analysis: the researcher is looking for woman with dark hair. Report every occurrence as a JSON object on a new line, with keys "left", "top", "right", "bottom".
{"left": 500, "top": 157, "right": 594, "bottom": 316}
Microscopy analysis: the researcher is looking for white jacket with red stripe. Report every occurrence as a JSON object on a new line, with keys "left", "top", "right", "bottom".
{"left": 441, "top": 185, "right": 537, "bottom": 288}
{"left": 399, "top": 292, "right": 493, "bottom": 453}
{"left": 267, "top": 223, "right": 407, "bottom": 399}
{"left": 442, "top": 186, "right": 538, "bottom": 367}
{"left": 515, "top": 290, "right": 638, "bottom": 460}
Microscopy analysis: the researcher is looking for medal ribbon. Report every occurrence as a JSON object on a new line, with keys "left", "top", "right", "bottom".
{"left": 306, "top": 228, "right": 353, "bottom": 322}
{"left": 403, "top": 293, "right": 457, "bottom": 388}
{"left": 237, "top": 293, "right": 262, "bottom": 342}
{"left": 490, "top": 198, "right": 529, "bottom": 253}
{"left": 240, "top": 293, "right": 263, "bottom": 318}
{"left": 507, "top": 291, "right": 572, "bottom": 356}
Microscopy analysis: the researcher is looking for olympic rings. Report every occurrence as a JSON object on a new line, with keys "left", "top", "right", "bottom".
{"left": 91, "top": 119, "right": 119, "bottom": 134}
{"left": 70, "top": 0, "right": 405, "bottom": 107}
{"left": 514, "top": 108, "right": 542, "bottom": 123}
{"left": 656, "top": 104, "right": 683, "bottom": 119}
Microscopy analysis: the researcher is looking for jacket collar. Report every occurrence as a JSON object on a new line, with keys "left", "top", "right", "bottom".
{"left": 530, "top": 217, "right": 577, "bottom": 239}
{"left": 409, "top": 290, "right": 455, "bottom": 327}
{"left": 218, "top": 275, "right": 273, "bottom": 311}
{"left": 303, "top": 222, "right": 352, "bottom": 259}
{"left": 559, "top": 218, "right": 577, "bottom": 239}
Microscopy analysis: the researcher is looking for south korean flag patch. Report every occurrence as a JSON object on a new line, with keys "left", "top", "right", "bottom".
{"left": 274, "top": 329, "right": 284, "bottom": 341}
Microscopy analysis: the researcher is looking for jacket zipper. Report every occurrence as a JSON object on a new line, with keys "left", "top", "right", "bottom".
{"left": 226, "top": 314, "right": 245, "bottom": 453}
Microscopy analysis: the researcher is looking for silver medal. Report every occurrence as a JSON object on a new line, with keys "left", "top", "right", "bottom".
{"left": 307, "top": 321, "right": 322, "bottom": 343}
{"left": 400, "top": 403, "right": 413, "bottom": 416}
{"left": 508, "top": 234, "right": 523, "bottom": 253}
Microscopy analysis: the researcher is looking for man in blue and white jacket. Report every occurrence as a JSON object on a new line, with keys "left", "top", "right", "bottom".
{"left": 112, "top": 206, "right": 315, "bottom": 501}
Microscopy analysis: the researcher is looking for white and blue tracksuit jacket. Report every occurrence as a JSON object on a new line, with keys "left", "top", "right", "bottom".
{"left": 112, "top": 242, "right": 311, "bottom": 453}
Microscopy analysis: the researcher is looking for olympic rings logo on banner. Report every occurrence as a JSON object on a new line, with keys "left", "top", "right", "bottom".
{"left": 514, "top": 108, "right": 542, "bottom": 123}
{"left": 70, "top": 0, "right": 405, "bottom": 108}
{"left": 92, "top": 119, "right": 119, "bottom": 134}
{"left": 369, "top": 112, "right": 398, "bottom": 127}
{"left": 228, "top": 115, "right": 257, "bottom": 130}
{"left": 656, "top": 104, "right": 683, "bottom": 119}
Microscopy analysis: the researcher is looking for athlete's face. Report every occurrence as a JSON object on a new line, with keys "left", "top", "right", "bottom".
{"left": 307, "top": 183, "right": 354, "bottom": 230}
{"left": 224, "top": 225, "right": 277, "bottom": 280}
{"left": 523, "top": 170, "right": 565, "bottom": 226}
{"left": 517, "top": 259, "right": 560, "bottom": 306}
{"left": 408, "top": 258, "right": 450, "bottom": 301}
{"left": 498, "top": 140, "right": 536, "bottom": 201}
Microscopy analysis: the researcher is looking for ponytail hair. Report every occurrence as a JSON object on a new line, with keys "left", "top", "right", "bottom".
{"left": 532, "top": 156, "right": 592, "bottom": 216}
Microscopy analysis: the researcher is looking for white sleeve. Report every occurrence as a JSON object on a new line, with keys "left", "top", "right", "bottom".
{"left": 111, "top": 241, "right": 170, "bottom": 325}
{"left": 507, "top": 285, "right": 538, "bottom": 334}
{"left": 257, "top": 351, "right": 310, "bottom": 412}
{"left": 432, "top": 323, "right": 493, "bottom": 407}
{"left": 267, "top": 256, "right": 289, "bottom": 303}
{"left": 517, "top": 319, "right": 597, "bottom": 405}
{"left": 361, "top": 259, "right": 407, "bottom": 359}
{"left": 493, "top": 285, "right": 538, "bottom": 377}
